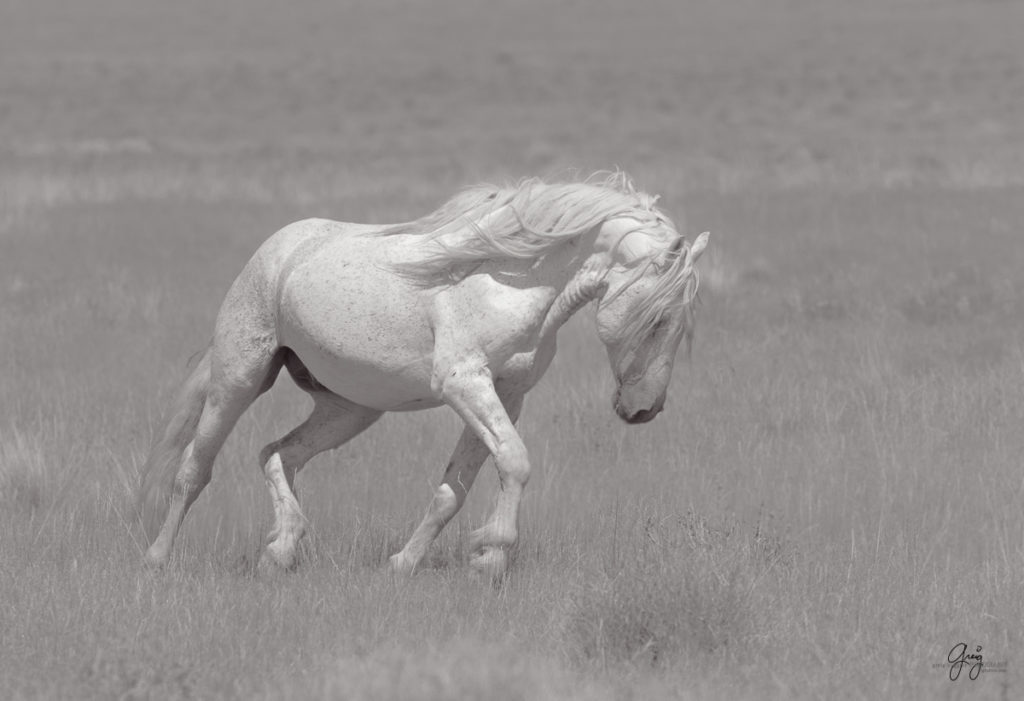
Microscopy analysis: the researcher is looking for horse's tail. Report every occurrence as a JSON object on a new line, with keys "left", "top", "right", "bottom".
{"left": 137, "top": 344, "right": 213, "bottom": 543}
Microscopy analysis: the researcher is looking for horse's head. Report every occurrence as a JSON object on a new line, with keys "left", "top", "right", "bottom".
{"left": 594, "top": 218, "right": 709, "bottom": 424}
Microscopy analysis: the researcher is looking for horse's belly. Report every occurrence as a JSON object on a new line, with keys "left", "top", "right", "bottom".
{"left": 281, "top": 328, "right": 439, "bottom": 411}
{"left": 276, "top": 240, "right": 439, "bottom": 411}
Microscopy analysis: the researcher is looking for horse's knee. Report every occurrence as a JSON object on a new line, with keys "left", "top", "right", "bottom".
{"left": 495, "top": 440, "right": 530, "bottom": 487}
{"left": 431, "top": 484, "right": 460, "bottom": 522}
{"left": 173, "top": 469, "right": 210, "bottom": 500}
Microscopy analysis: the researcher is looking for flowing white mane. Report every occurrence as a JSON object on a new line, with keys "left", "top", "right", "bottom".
{"left": 377, "top": 172, "right": 677, "bottom": 277}
{"left": 378, "top": 173, "right": 700, "bottom": 356}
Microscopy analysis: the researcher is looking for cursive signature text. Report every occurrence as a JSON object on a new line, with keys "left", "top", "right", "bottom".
{"left": 947, "top": 642, "right": 983, "bottom": 681}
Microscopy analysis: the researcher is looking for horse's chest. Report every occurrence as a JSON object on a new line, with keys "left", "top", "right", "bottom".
{"left": 496, "top": 347, "right": 539, "bottom": 380}
{"left": 494, "top": 340, "right": 556, "bottom": 390}
{"left": 432, "top": 281, "right": 554, "bottom": 364}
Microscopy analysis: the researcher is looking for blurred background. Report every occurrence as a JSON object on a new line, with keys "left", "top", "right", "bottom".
{"left": 4, "top": 0, "right": 1023, "bottom": 219}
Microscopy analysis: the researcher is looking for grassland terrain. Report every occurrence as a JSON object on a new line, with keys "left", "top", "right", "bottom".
{"left": 1, "top": 0, "right": 1023, "bottom": 698}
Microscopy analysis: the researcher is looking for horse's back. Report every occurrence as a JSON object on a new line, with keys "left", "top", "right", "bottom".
{"left": 252, "top": 218, "right": 369, "bottom": 282}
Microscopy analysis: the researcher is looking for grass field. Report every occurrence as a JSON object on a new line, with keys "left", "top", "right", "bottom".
{"left": 2, "top": 0, "right": 1023, "bottom": 698}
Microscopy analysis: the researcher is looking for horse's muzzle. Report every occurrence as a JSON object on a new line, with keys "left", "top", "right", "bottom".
{"left": 613, "top": 389, "right": 664, "bottom": 424}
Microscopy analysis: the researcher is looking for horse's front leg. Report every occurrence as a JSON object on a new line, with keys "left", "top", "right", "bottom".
{"left": 389, "top": 386, "right": 522, "bottom": 576}
{"left": 437, "top": 365, "right": 530, "bottom": 579}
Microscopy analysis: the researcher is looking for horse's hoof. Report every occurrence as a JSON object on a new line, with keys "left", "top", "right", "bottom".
{"left": 469, "top": 547, "right": 508, "bottom": 581}
{"left": 256, "top": 554, "right": 281, "bottom": 577}
{"left": 256, "top": 547, "right": 295, "bottom": 577}
{"left": 141, "top": 558, "right": 165, "bottom": 572}
{"left": 142, "top": 548, "right": 168, "bottom": 571}
{"left": 388, "top": 552, "right": 416, "bottom": 577}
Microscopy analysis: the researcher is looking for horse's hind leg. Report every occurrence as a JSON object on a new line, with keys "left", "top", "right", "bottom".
{"left": 145, "top": 342, "right": 282, "bottom": 567}
{"left": 258, "top": 380, "right": 381, "bottom": 572}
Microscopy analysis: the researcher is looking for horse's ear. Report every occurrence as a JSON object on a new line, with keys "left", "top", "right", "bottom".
{"left": 684, "top": 231, "right": 710, "bottom": 267}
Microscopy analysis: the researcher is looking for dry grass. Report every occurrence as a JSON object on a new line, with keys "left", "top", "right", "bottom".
{"left": 2, "top": 189, "right": 1020, "bottom": 700}
{"left": 2, "top": 0, "right": 1023, "bottom": 699}
{"left": 565, "top": 510, "right": 777, "bottom": 668}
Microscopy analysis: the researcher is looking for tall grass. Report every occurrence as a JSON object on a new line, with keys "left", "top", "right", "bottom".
{"left": 2, "top": 188, "right": 1021, "bottom": 699}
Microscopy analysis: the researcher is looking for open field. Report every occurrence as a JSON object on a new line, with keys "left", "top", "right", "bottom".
{"left": 2, "top": 0, "right": 1023, "bottom": 698}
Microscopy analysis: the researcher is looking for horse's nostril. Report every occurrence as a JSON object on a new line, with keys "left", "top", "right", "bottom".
{"left": 625, "top": 406, "right": 660, "bottom": 424}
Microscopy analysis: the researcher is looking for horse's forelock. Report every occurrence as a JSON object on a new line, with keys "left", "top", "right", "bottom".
{"left": 611, "top": 235, "right": 700, "bottom": 364}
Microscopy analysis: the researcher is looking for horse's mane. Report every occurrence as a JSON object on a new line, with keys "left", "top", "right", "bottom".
{"left": 377, "top": 172, "right": 675, "bottom": 279}
{"left": 378, "top": 172, "right": 699, "bottom": 359}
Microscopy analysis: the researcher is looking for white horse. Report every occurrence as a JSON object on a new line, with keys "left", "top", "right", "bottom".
{"left": 137, "top": 174, "right": 709, "bottom": 577}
